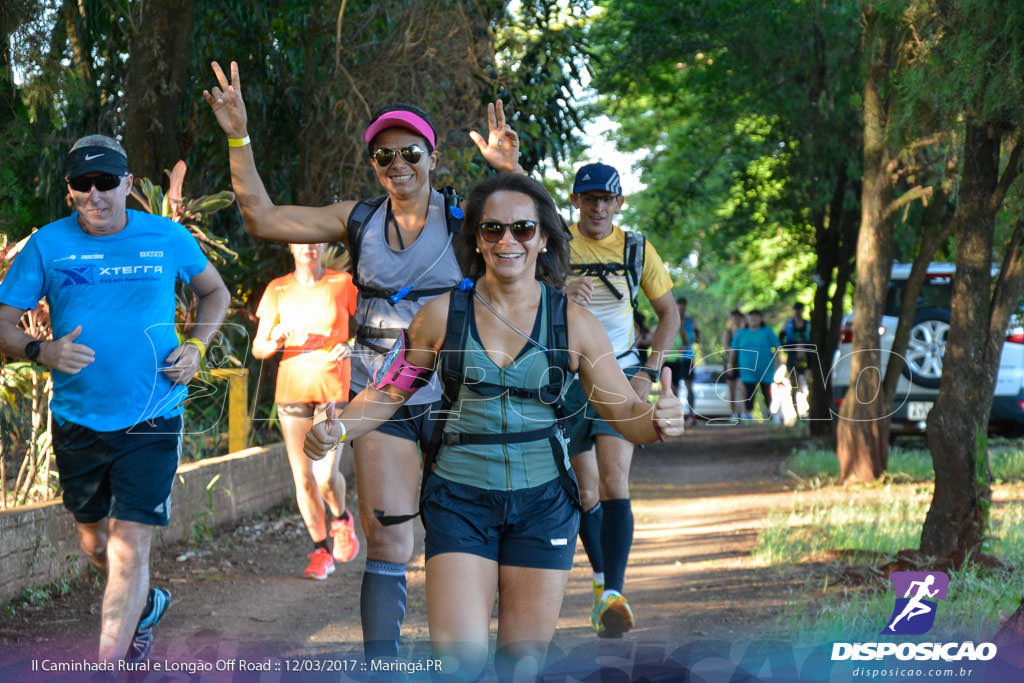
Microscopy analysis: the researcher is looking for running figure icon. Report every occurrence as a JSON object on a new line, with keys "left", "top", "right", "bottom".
{"left": 883, "top": 571, "right": 949, "bottom": 635}
{"left": 888, "top": 575, "right": 939, "bottom": 632}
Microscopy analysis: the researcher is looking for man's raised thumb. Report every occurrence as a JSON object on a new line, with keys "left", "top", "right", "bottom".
{"left": 62, "top": 325, "right": 82, "bottom": 342}
{"left": 660, "top": 366, "right": 675, "bottom": 398}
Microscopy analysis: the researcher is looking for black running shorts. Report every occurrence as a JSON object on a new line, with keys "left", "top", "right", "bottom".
{"left": 52, "top": 415, "right": 182, "bottom": 526}
{"left": 421, "top": 474, "right": 580, "bottom": 570}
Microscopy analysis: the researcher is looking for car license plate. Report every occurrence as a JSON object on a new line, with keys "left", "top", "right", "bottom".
{"left": 907, "top": 401, "right": 933, "bottom": 421}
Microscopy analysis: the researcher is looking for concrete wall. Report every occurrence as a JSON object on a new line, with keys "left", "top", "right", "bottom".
{"left": 0, "top": 442, "right": 291, "bottom": 606}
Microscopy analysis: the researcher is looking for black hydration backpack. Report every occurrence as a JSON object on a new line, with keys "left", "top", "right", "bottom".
{"left": 570, "top": 229, "right": 646, "bottom": 310}
{"left": 374, "top": 283, "right": 582, "bottom": 526}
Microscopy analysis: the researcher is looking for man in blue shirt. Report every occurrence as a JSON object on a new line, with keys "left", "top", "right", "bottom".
{"left": 0, "top": 135, "right": 229, "bottom": 664}
{"left": 728, "top": 309, "right": 781, "bottom": 421}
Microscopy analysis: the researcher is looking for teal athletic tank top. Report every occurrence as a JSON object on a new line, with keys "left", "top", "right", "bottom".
{"left": 433, "top": 284, "right": 569, "bottom": 490}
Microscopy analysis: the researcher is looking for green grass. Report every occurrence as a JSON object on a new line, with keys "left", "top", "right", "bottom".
{"left": 756, "top": 458, "right": 1024, "bottom": 641}
{"left": 752, "top": 492, "right": 930, "bottom": 566}
{"left": 783, "top": 444, "right": 1024, "bottom": 485}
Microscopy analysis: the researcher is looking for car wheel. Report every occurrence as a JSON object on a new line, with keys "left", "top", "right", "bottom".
{"left": 900, "top": 308, "right": 949, "bottom": 389}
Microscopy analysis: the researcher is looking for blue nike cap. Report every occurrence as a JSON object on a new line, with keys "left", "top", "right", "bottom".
{"left": 572, "top": 163, "right": 622, "bottom": 195}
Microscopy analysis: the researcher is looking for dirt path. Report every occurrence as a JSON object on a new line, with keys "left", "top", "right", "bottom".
{"left": 0, "top": 424, "right": 812, "bottom": 679}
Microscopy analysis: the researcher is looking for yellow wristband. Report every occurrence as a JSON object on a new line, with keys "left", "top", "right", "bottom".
{"left": 185, "top": 337, "right": 207, "bottom": 358}
{"left": 227, "top": 135, "right": 250, "bottom": 147}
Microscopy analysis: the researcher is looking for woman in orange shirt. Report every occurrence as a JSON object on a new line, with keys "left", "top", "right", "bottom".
{"left": 253, "top": 242, "right": 359, "bottom": 579}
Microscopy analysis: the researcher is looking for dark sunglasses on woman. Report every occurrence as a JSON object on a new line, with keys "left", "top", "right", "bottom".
{"left": 478, "top": 220, "right": 538, "bottom": 244}
{"left": 66, "top": 174, "right": 123, "bottom": 193}
{"left": 371, "top": 145, "right": 424, "bottom": 167}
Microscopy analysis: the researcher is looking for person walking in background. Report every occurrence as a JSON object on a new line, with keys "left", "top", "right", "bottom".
{"left": 675, "top": 297, "right": 701, "bottom": 426}
{"left": 722, "top": 309, "right": 746, "bottom": 421}
{"left": 252, "top": 242, "right": 360, "bottom": 580}
{"left": 0, "top": 135, "right": 230, "bottom": 663}
{"left": 729, "top": 309, "right": 781, "bottom": 421}
{"left": 562, "top": 162, "right": 679, "bottom": 638}
{"left": 779, "top": 301, "right": 811, "bottom": 415}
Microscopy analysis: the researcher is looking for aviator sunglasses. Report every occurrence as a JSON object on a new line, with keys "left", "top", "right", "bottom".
{"left": 478, "top": 220, "right": 538, "bottom": 243}
{"left": 66, "top": 174, "right": 123, "bottom": 193}
{"left": 371, "top": 144, "right": 424, "bottom": 167}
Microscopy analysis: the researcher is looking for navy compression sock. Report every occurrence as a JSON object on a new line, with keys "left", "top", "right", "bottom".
{"left": 361, "top": 560, "right": 407, "bottom": 659}
{"left": 600, "top": 499, "right": 634, "bottom": 594}
{"left": 578, "top": 502, "right": 605, "bottom": 574}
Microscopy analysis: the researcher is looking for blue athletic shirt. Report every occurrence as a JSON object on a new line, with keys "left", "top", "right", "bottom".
{"left": 0, "top": 210, "right": 208, "bottom": 431}
{"left": 681, "top": 316, "right": 696, "bottom": 360}
{"left": 731, "top": 326, "right": 782, "bottom": 385}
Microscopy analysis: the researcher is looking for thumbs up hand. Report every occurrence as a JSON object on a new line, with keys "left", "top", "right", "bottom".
{"left": 305, "top": 402, "right": 345, "bottom": 461}
{"left": 653, "top": 366, "right": 686, "bottom": 437}
{"left": 37, "top": 325, "right": 95, "bottom": 374}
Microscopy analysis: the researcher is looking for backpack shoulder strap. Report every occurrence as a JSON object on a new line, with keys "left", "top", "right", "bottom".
{"left": 543, "top": 285, "right": 582, "bottom": 510}
{"left": 439, "top": 186, "right": 465, "bottom": 238}
{"left": 346, "top": 195, "right": 387, "bottom": 285}
{"left": 423, "top": 286, "right": 472, "bottom": 461}
{"left": 374, "top": 285, "right": 471, "bottom": 527}
{"left": 545, "top": 286, "right": 570, "bottom": 382}
{"left": 623, "top": 230, "right": 646, "bottom": 310}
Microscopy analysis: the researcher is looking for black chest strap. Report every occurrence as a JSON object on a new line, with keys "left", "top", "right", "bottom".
{"left": 373, "top": 283, "right": 580, "bottom": 526}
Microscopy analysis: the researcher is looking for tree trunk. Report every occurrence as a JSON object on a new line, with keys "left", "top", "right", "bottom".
{"left": 808, "top": 168, "right": 857, "bottom": 437}
{"left": 881, "top": 215, "right": 956, "bottom": 403}
{"left": 836, "top": 9, "right": 894, "bottom": 482}
{"left": 123, "top": 0, "right": 198, "bottom": 184}
{"left": 921, "top": 122, "right": 1011, "bottom": 557}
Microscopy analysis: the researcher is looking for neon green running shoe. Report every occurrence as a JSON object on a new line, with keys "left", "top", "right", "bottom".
{"left": 595, "top": 590, "right": 635, "bottom": 639}
{"left": 589, "top": 580, "right": 604, "bottom": 632}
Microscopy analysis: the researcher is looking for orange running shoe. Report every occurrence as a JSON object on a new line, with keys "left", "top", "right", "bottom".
{"left": 330, "top": 512, "right": 360, "bottom": 562}
{"left": 304, "top": 547, "right": 335, "bottom": 580}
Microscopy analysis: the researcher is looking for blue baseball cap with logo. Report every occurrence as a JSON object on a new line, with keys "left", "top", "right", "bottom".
{"left": 572, "top": 163, "right": 622, "bottom": 195}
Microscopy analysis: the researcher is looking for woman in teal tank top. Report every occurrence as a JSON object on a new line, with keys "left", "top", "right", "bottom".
{"left": 305, "top": 174, "right": 686, "bottom": 681}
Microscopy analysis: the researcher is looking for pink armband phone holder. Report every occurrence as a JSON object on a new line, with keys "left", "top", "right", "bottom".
{"left": 372, "top": 331, "right": 432, "bottom": 393}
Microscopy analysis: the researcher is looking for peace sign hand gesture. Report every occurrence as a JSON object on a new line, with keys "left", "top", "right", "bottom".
{"left": 203, "top": 61, "right": 249, "bottom": 139}
{"left": 470, "top": 100, "right": 524, "bottom": 174}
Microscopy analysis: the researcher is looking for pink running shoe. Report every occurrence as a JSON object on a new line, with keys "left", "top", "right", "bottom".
{"left": 330, "top": 512, "right": 360, "bottom": 562}
{"left": 304, "top": 547, "right": 335, "bottom": 580}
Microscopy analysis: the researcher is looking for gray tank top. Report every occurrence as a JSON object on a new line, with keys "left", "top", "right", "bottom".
{"left": 350, "top": 188, "right": 463, "bottom": 403}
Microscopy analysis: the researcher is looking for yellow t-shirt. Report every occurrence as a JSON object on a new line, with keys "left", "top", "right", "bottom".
{"left": 567, "top": 223, "right": 673, "bottom": 361}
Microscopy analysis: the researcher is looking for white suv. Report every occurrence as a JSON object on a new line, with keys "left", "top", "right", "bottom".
{"left": 830, "top": 262, "right": 1024, "bottom": 435}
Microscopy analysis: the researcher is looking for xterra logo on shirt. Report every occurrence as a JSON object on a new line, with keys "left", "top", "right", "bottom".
{"left": 99, "top": 265, "right": 164, "bottom": 276}
{"left": 55, "top": 264, "right": 164, "bottom": 288}
{"left": 55, "top": 266, "right": 95, "bottom": 287}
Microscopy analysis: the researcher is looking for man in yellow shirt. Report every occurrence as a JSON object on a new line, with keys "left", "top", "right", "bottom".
{"left": 563, "top": 163, "right": 680, "bottom": 637}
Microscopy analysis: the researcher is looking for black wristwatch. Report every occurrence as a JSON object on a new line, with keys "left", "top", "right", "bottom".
{"left": 637, "top": 366, "right": 659, "bottom": 381}
{"left": 24, "top": 340, "right": 42, "bottom": 361}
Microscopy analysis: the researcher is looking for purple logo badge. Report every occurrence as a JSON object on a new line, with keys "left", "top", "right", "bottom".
{"left": 883, "top": 571, "right": 949, "bottom": 635}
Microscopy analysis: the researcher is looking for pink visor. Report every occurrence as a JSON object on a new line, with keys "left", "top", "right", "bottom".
{"left": 363, "top": 110, "right": 436, "bottom": 149}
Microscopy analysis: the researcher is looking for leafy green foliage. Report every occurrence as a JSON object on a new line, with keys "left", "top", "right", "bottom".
{"left": 0, "top": 1, "right": 593, "bottom": 497}
{"left": 588, "top": 0, "right": 863, "bottom": 362}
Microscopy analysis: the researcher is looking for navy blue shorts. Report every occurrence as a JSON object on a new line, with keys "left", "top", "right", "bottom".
{"left": 52, "top": 415, "right": 182, "bottom": 526}
{"left": 563, "top": 366, "right": 645, "bottom": 457}
{"left": 350, "top": 391, "right": 440, "bottom": 444}
{"left": 421, "top": 474, "right": 580, "bottom": 570}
